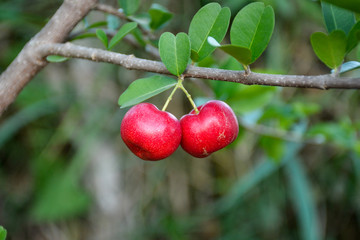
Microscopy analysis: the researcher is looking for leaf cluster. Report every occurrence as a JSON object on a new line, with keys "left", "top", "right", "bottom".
{"left": 311, "top": 1, "right": 360, "bottom": 71}
{"left": 119, "top": 2, "right": 276, "bottom": 108}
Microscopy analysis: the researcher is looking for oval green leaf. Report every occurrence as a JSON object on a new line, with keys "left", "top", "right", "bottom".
{"left": 118, "top": 75, "right": 177, "bottom": 108}
{"left": 149, "top": 3, "right": 173, "bottom": 30}
{"left": 322, "top": 0, "right": 360, "bottom": 14}
{"left": 108, "top": 22, "right": 138, "bottom": 50}
{"left": 347, "top": 21, "right": 360, "bottom": 53}
{"left": 96, "top": 29, "right": 108, "bottom": 48}
{"left": 119, "top": 0, "right": 139, "bottom": 16}
{"left": 230, "top": 2, "right": 275, "bottom": 63}
{"left": 86, "top": 21, "right": 107, "bottom": 30}
{"left": 321, "top": 1, "right": 355, "bottom": 35}
{"left": 159, "top": 32, "right": 190, "bottom": 76}
{"left": 0, "top": 226, "right": 7, "bottom": 240}
{"left": 311, "top": 30, "right": 347, "bottom": 69}
{"left": 188, "top": 3, "right": 231, "bottom": 62}
{"left": 208, "top": 37, "right": 252, "bottom": 66}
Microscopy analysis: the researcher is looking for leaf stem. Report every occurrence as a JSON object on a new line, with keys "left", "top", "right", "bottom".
{"left": 244, "top": 65, "right": 251, "bottom": 75}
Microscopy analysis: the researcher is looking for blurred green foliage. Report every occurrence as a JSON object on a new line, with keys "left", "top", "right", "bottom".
{"left": 1, "top": 0, "right": 360, "bottom": 239}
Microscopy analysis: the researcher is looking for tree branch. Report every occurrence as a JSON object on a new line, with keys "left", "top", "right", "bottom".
{"left": 1, "top": 1, "right": 360, "bottom": 117}
{"left": 0, "top": 0, "right": 99, "bottom": 116}
{"left": 38, "top": 42, "right": 360, "bottom": 90}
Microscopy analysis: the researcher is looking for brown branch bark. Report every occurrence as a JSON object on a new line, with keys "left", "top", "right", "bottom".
{"left": 37, "top": 42, "right": 360, "bottom": 90}
{"left": 0, "top": 0, "right": 98, "bottom": 116}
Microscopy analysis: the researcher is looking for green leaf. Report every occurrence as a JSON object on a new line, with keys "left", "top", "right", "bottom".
{"left": 218, "top": 142, "right": 303, "bottom": 213}
{"left": 228, "top": 85, "right": 277, "bottom": 114}
{"left": 118, "top": 75, "right": 177, "bottom": 108}
{"left": 108, "top": 22, "right": 138, "bottom": 50}
{"left": 260, "top": 136, "right": 284, "bottom": 162}
{"left": 0, "top": 226, "right": 7, "bottom": 240}
{"left": 347, "top": 21, "right": 360, "bottom": 52}
{"left": 285, "top": 158, "right": 321, "bottom": 240}
{"left": 96, "top": 29, "right": 108, "bottom": 48}
{"left": 119, "top": 0, "right": 139, "bottom": 16}
{"left": 30, "top": 171, "right": 91, "bottom": 221}
{"left": 159, "top": 32, "right": 190, "bottom": 76}
{"left": 107, "top": 15, "right": 120, "bottom": 30}
{"left": 310, "top": 30, "right": 347, "bottom": 69}
{"left": 321, "top": 2, "right": 355, "bottom": 35}
{"left": 132, "top": 28, "right": 146, "bottom": 47}
{"left": 230, "top": 2, "right": 275, "bottom": 63}
{"left": 188, "top": 3, "right": 231, "bottom": 62}
{"left": 46, "top": 55, "right": 68, "bottom": 63}
{"left": 308, "top": 121, "right": 356, "bottom": 148}
{"left": 70, "top": 33, "right": 96, "bottom": 41}
{"left": 208, "top": 37, "right": 252, "bottom": 66}
{"left": 86, "top": 21, "right": 107, "bottom": 29}
{"left": 148, "top": 3, "right": 173, "bottom": 30}
{"left": 322, "top": 0, "right": 360, "bottom": 14}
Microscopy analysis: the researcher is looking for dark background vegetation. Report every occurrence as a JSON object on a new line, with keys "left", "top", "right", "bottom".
{"left": 1, "top": 0, "right": 360, "bottom": 239}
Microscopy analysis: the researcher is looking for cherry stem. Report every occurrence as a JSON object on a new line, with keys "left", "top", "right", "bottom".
{"left": 162, "top": 81, "right": 179, "bottom": 111}
{"left": 162, "top": 75, "right": 199, "bottom": 114}
{"left": 178, "top": 76, "right": 199, "bottom": 114}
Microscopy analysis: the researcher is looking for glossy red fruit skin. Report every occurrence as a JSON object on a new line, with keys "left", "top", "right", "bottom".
{"left": 121, "top": 103, "right": 181, "bottom": 161}
{"left": 180, "top": 100, "right": 239, "bottom": 158}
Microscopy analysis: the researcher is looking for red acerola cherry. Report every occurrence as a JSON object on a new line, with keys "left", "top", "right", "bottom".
{"left": 120, "top": 103, "right": 182, "bottom": 161}
{"left": 180, "top": 100, "right": 239, "bottom": 158}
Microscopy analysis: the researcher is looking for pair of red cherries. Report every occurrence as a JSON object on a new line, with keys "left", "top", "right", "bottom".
{"left": 121, "top": 100, "right": 239, "bottom": 160}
